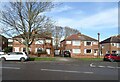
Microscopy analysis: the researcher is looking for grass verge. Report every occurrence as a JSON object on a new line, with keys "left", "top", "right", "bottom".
{"left": 29, "top": 57, "right": 56, "bottom": 61}
{"left": 76, "top": 58, "right": 103, "bottom": 61}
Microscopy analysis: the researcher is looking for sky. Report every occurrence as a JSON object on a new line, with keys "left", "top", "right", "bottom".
{"left": 45, "top": 2, "right": 118, "bottom": 41}
{"left": 0, "top": 1, "right": 119, "bottom": 41}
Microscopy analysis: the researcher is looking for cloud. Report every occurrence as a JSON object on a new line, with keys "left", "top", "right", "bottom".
{"left": 50, "top": 5, "right": 73, "bottom": 13}
{"left": 56, "top": 8, "right": 118, "bottom": 29}
{"left": 79, "top": 8, "right": 118, "bottom": 29}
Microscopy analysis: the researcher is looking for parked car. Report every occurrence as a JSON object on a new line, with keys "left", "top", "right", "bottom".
{"left": 0, "top": 52, "right": 29, "bottom": 62}
{"left": 103, "top": 54, "right": 120, "bottom": 62}
{"left": 0, "top": 52, "right": 4, "bottom": 55}
{"left": 63, "top": 51, "right": 71, "bottom": 57}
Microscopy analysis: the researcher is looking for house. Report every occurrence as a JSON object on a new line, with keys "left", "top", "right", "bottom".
{"left": 100, "top": 35, "right": 120, "bottom": 55}
{"left": 60, "top": 33, "right": 98, "bottom": 58}
{"left": 12, "top": 33, "right": 54, "bottom": 57}
{"left": 8, "top": 38, "right": 13, "bottom": 47}
{"left": 0, "top": 35, "right": 8, "bottom": 51}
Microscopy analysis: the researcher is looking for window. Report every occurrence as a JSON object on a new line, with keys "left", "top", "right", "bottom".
{"left": 35, "top": 48, "right": 42, "bottom": 53}
{"left": 84, "top": 49, "right": 92, "bottom": 54}
{"left": 106, "top": 51, "right": 110, "bottom": 54}
{"left": 84, "top": 41, "right": 92, "bottom": 46}
{"left": 111, "top": 43, "right": 116, "bottom": 46}
{"left": 16, "top": 52, "right": 23, "bottom": 55}
{"left": 46, "top": 39, "right": 51, "bottom": 43}
{"left": 86, "top": 42, "right": 92, "bottom": 46}
{"left": 72, "top": 49, "right": 80, "bottom": 54}
{"left": 72, "top": 41, "right": 80, "bottom": 46}
{"left": 35, "top": 40, "right": 44, "bottom": 44}
{"left": 66, "top": 41, "right": 71, "bottom": 44}
{"left": 94, "top": 49, "right": 98, "bottom": 53}
{"left": 93, "top": 42, "right": 97, "bottom": 45}
{"left": 117, "top": 43, "right": 120, "bottom": 48}
{"left": 3, "top": 41, "right": 5, "bottom": 44}
{"left": 112, "top": 51, "right": 116, "bottom": 54}
{"left": 111, "top": 54, "right": 117, "bottom": 56}
{"left": 117, "top": 51, "right": 120, "bottom": 54}
{"left": 102, "top": 45, "right": 104, "bottom": 48}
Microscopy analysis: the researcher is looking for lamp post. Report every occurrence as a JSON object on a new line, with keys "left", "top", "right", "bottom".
{"left": 98, "top": 33, "right": 100, "bottom": 57}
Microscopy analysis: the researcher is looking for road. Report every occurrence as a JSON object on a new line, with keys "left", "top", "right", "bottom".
{"left": 0, "top": 58, "right": 120, "bottom": 81}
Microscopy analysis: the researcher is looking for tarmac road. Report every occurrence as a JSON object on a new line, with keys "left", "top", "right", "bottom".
{"left": 0, "top": 58, "right": 120, "bottom": 81}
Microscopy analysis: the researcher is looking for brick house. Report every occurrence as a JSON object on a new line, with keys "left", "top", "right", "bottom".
{"left": 60, "top": 33, "right": 98, "bottom": 58}
{"left": 100, "top": 35, "right": 120, "bottom": 55}
{"left": 0, "top": 35, "right": 8, "bottom": 51}
{"left": 13, "top": 34, "right": 54, "bottom": 57}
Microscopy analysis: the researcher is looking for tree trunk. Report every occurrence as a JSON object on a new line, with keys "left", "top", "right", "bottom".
{"left": 26, "top": 45, "right": 29, "bottom": 56}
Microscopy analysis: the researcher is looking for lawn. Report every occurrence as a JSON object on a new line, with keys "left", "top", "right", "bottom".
{"left": 76, "top": 58, "right": 103, "bottom": 61}
{"left": 29, "top": 57, "right": 56, "bottom": 61}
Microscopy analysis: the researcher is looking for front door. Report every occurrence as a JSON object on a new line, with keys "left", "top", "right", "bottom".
{"left": 14, "top": 47, "right": 19, "bottom": 52}
{"left": 46, "top": 49, "right": 50, "bottom": 55}
{"left": 94, "top": 49, "right": 98, "bottom": 56}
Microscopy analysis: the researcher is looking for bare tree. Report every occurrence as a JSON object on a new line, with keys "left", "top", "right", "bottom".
{"left": 64, "top": 26, "right": 80, "bottom": 38}
{"left": 52, "top": 26, "right": 63, "bottom": 49}
{"left": 0, "top": 1, "right": 54, "bottom": 54}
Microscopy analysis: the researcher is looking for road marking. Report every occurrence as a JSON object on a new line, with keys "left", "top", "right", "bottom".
{"left": 0, "top": 67, "right": 20, "bottom": 69}
{"left": 116, "top": 67, "right": 120, "bottom": 69}
{"left": 107, "top": 66, "right": 115, "bottom": 69}
{"left": 90, "top": 63, "right": 96, "bottom": 67}
{"left": 90, "top": 63, "right": 120, "bottom": 69}
{"left": 41, "top": 69, "right": 93, "bottom": 74}
{"left": 98, "top": 66, "right": 105, "bottom": 68}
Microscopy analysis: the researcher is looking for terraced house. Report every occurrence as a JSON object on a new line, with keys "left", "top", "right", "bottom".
{"left": 60, "top": 33, "right": 98, "bottom": 58}
{"left": 13, "top": 34, "right": 54, "bottom": 57}
{"left": 100, "top": 35, "right": 120, "bottom": 55}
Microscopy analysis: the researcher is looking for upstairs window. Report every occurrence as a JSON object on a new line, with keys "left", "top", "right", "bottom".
{"left": 72, "top": 41, "right": 80, "bottom": 46}
{"left": 86, "top": 42, "right": 92, "bottom": 46}
{"left": 35, "top": 40, "right": 44, "bottom": 44}
{"left": 66, "top": 41, "right": 71, "bottom": 44}
{"left": 111, "top": 43, "right": 116, "bottom": 46}
{"left": 84, "top": 41, "right": 92, "bottom": 46}
{"left": 46, "top": 39, "right": 51, "bottom": 43}
{"left": 117, "top": 43, "right": 120, "bottom": 48}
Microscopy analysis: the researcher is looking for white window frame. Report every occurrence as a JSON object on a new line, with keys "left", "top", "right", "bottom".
{"left": 66, "top": 41, "right": 71, "bottom": 44}
{"left": 35, "top": 40, "right": 44, "bottom": 44}
{"left": 35, "top": 48, "right": 43, "bottom": 53}
{"left": 84, "top": 49, "right": 92, "bottom": 54}
{"left": 72, "top": 41, "right": 80, "bottom": 46}
{"left": 46, "top": 39, "right": 51, "bottom": 43}
{"left": 93, "top": 41, "right": 97, "bottom": 45}
{"left": 85, "top": 41, "right": 92, "bottom": 46}
{"left": 111, "top": 43, "right": 116, "bottom": 46}
{"left": 72, "top": 49, "right": 81, "bottom": 54}
{"left": 117, "top": 43, "right": 120, "bottom": 48}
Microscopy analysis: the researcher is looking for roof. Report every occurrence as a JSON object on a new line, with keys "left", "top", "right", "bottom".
{"left": 0, "top": 35, "right": 7, "bottom": 39}
{"left": 100, "top": 35, "right": 120, "bottom": 44}
{"left": 61, "top": 33, "right": 97, "bottom": 42}
{"left": 13, "top": 33, "right": 52, "bottom": 39}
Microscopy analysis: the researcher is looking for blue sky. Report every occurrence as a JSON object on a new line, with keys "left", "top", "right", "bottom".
{"left": 45, "top": 2, "right": 118, "bottom": 41}
{"left": 0, "top": 1, "right": 118, "bottom": 41}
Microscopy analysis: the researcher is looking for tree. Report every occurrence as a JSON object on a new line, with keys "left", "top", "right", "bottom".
{"left": 0, "top": 1, "right": 54, "bottom": 55}
{"left": 64, "top": 26, "right": 80, "bottom": 38}
{"left": 53, "top": 26, "right": 63, "bottom": 49}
